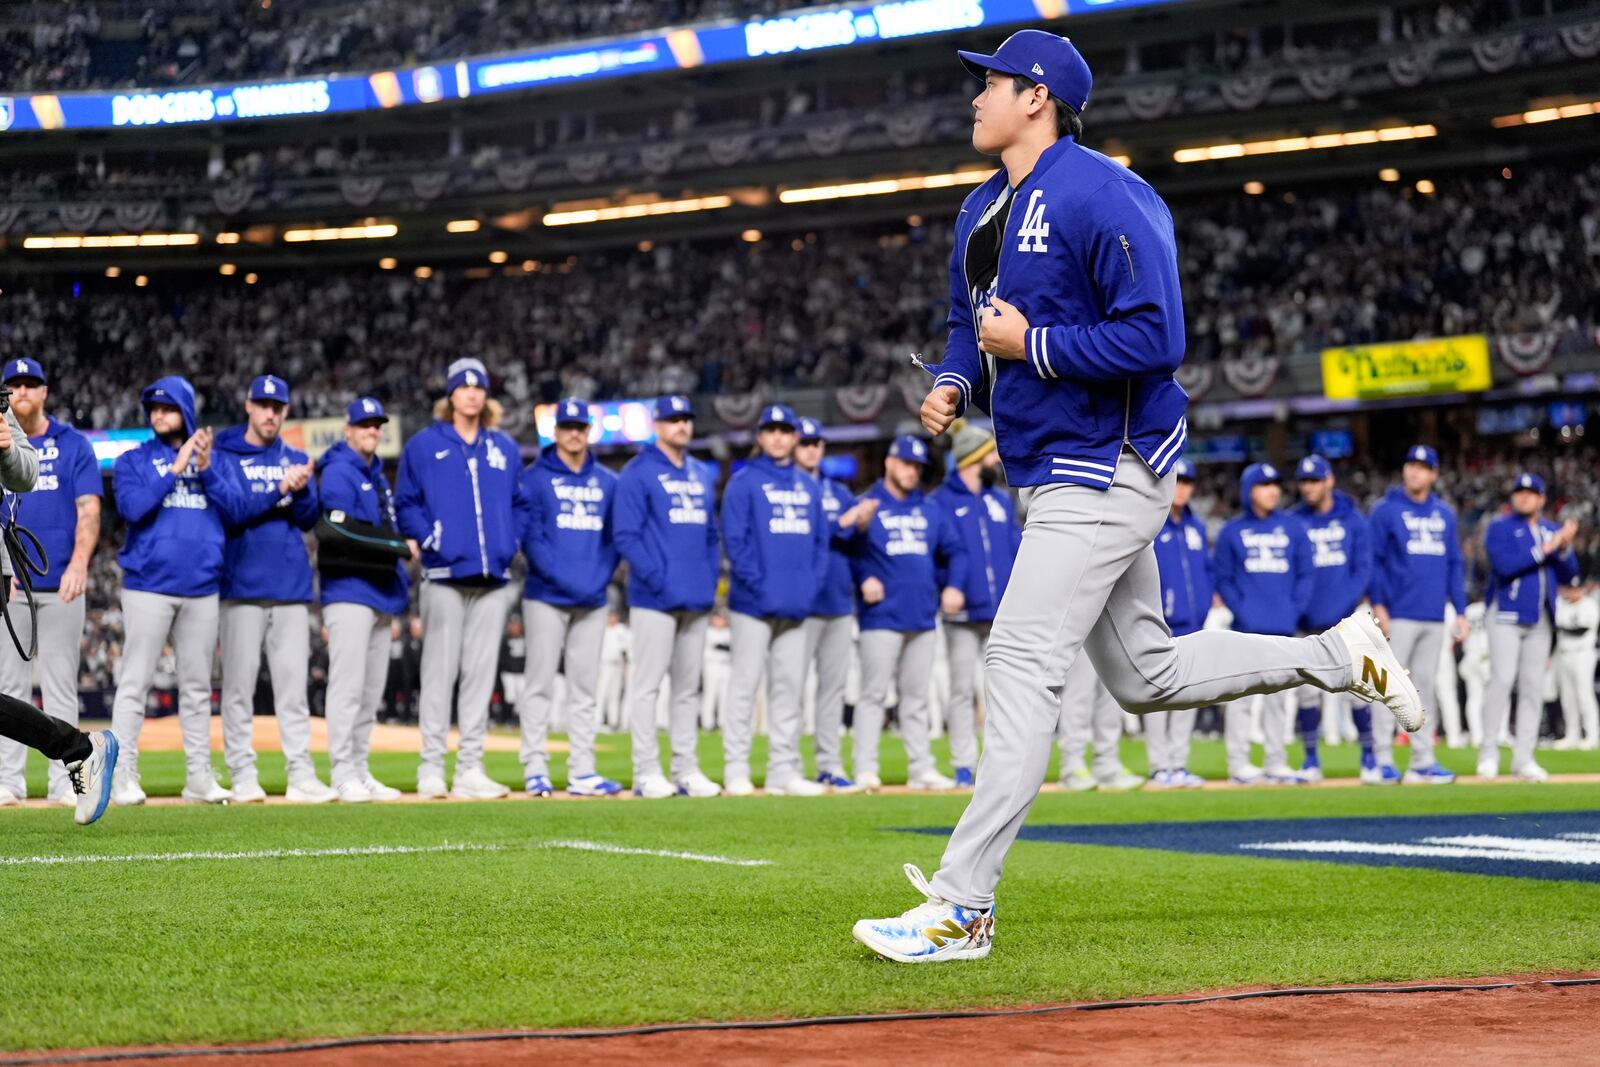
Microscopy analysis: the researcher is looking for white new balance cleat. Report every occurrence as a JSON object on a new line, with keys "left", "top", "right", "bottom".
{"left": 287, "top": 776, "right": 338, "bottom": 804}
{"left": 1095, "top": 767, "right": 1146, "bottom": 792}
{"left": 1336, "top": 608, "right": 1425, "bottom": 733}
{"left": 1061, "top": 766, "right": 1096, "bottom": 792}
{"left": 111, "top": 768, "right": 146, "bottom": 806}
{"left": 632, "top": 773, "right": 676, "bottom": 799}
{"left": 1512, "top": 762, "right": 1550, "bottom": 783}
{"left": 907, "top": 770, "right": 956, "bottom": 792}
{"left": 68, "top": 730, "right": 117, "bottom": 826}
{"left": 181, "top": 775, "right": 232, "bottom": 805}
{"left": 676, "top": 771, "right": 722, "bottom": 798}
{"left": 856, "top": 772, "right": 882, "bottom": 793}
{"left": 852, "top": 864, "right": 995, "bottom": 964}
{"left": 450, "top": 767, "right": 511, "bottom": 800}
{"left": 362, "top": 775, "right": 403, "bottom": 801}
{"left": 335, "top": 779, "right": 373, "bottom": 803}
{"left": 416, "top": 774, "right": 449, "bottom": 799}
{"left": 230, "top": 777, "right": 267, "bottom": 804}
{"left": 723, "top": 775, "right": 756, "bottom": 797}
{"left": 766, "top": 776, "right": 827, "bottom": 797}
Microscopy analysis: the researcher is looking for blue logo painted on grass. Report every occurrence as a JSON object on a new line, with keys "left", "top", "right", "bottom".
{"left": 909, "top": 812, "right": 1600, "bottom": 883}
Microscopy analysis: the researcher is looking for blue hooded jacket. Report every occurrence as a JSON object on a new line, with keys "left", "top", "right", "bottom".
{"left": 314, "top": 441, "right": 410, "bottom": 616}
{"left": 931, "top": 136, "right": 1189, "bottom": 489}
{"left": 394, "top": 420, "right": 528, "bottom": 586}
{"left": 1153, "top": 505, "right": 1212, "bottom": 636}
{"left": 1368, "top": 487, "right": 1467, "bottom": 622}
{"left": 15, "top": 416, "right": 101, "bottom": 592}
{"left": 721, "top": 453, "right": 827, "bottom": 621}
{"left": 1213, "top": 508, "right": 1314, "bottom": 636}
{"left": 1288, "top": 489, "right": 1372, "bottom": 631}
{"left": 114, "top": 376, "right": 252, "bottom": 597}
{"left": 1484, "top": 512, "right": 1580, "bottom": 626}
{"left": 806, "top": 469, "right": 857, "bottom": 618}
{"left": 931, "top": 475, "right": 1020, "bottom": 624}
{"left": 613, "top": 443, "right": 720, "bottom": 613}
{"left": 851, "top": 481, "right": 968, "bottom": 633}
{"left": 213, "top": 423, "right": 318, "bottom": 602}
{"left": 520, "top": 448, "right": 619, "bottom": 610}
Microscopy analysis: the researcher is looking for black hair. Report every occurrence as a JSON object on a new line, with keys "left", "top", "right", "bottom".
{"left": 1010, "top": 74, "right": 1082, "bottom": 141}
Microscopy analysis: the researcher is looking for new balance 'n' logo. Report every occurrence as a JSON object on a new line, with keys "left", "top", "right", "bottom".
{"left": 924, "top": 919, "right": 968, "bottom": 948}
{"left": 1361, "top": 656, "right": 1388, "bottom": 695}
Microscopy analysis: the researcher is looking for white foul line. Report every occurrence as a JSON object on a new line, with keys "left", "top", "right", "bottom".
{"left": 540, "top": 839, "right": 773, "bottom": 867}
{"left": 0, "top": 843, "right": 504, "bottom": 867}
{"left": 1239, "top": 837, "right": 1600, "bottom": 865}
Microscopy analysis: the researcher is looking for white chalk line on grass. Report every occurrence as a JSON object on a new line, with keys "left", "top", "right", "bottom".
{"left": 0, "top": 843, "right": 505, "bottom": 867}
{"left": 540, "top": 838, "right": 774, "bottom": 867}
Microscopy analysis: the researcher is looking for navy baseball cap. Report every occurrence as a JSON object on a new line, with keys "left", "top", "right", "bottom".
{"left": 653, "top": 395, "right": 694, "bottom": 420}
{"left": 1173, "top": 458, "right": 1195, "bottom": 481}
{"left": 1239, "top": 462, "right": 1282, "bottom": 499}
{"left": 554, "top": 398, "right": 592, "bottom": 427}
{"left": 1512, "top": 472, "right": 1545, "bottom": 495}
{"left": 796, "top": 416, "right": 824, "bottom": 442}
{"left": 1404, "top": 444, "right": 1439, "bottom": 470}
{"left": 346, "top": 396, "right": 388, "bottom": 425}
{"left": 758, "top": 403, "right": 798, "bottom": 431}
{"left": 958, "top": 29, "right": 1093, "bottom": 113}
{"left": 2, "top": 358, "right": 45, "bottom": 385}
{"left": 249, "top": 374, "right": 290, "bottom": 404}
{"left": 1296, "top": 455, "right": 1332, "bottom": 481}
{"left": 446, "top": 357, "right": 490, "bottom": 395}
{"left": 889, "top": 435, "right": 930, "bottom": 465}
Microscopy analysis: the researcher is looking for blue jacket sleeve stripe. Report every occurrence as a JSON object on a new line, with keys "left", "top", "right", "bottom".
{"left": 933, "top": 372, "right": 971, "bottom": 415}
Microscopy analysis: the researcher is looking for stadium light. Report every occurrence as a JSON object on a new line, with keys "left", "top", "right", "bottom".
{"left": 219, "top": 263, "right": 237, "bottom": 276}
{"left": 542, "top": 195, "right": 734, "bottom": 227}
{"left": 446, "top": 219, "right": 482, "bottom": 233}
{"left": 1172, "top": 124, "right": 1437, "bottom": 163}
{"left": 215, "top": 232, "right": 242, "bottom": 244}
{"left": 778, "top": 168, "right": 992, "bottom": 204}
{"left": 282, "top": 223, "right": 399, "bottom": 243}
{"left": 1491, "top": 99, "right": 1600, "bottom": 127}
{"left": 22, "top": 232, "right": 202, "bottom": 249}
{"left": 488, "top": 250, "right": 508, "bottom": 263}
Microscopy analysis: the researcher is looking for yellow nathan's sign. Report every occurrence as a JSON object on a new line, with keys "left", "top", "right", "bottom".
{"left": 1321, "top": 335, "right": 1492, "bottom": 400}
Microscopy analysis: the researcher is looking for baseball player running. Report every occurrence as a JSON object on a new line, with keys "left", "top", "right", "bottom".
{"left": 1552, "top": 583, "right": 1598, "bottom": 749}
{"left": 720, "top": 404, "right": 829, "bottom": 796}
{"left": 853, "top": 31, "right": 1421, "bottom": 963}
{"left": 214, "top": 375, "right": 334, "bottom": 803}
{"left": 1143, "top": 457, "right": 1208, "bottom": 788}
{"left": 613, "top": 395, "right": 722, "bottom": 799}
{"left": 394, "top": 358, "right": 529, "bottom": 800}
{"left": 932, "top": 420, "right": 1021, "bottom": 788}
{"left": 1367, "top": 445, "right": 1466, "bottom": 784}
{"left": 516, "top": 398, "right": 623, "bottom": 798}
{"left": 850, "top": 435, "right": 967, "bottom": 792}
{"left": 315, "top": 397, "right": 407, "bottom": 802}
{"left": 1480, "top": 473, "right": 1579, "bottom": 781}
{"left": 795, "top": 416, "right": 875, "bottom": 793}
{"left": 1287, "top": 455, "right": 1372, "bottom": 783}
{"left": 0, "top": 359, "right": 103, "bottom": 809}
{"left": 111, "top": 377, "right": 253, "bottom": 805}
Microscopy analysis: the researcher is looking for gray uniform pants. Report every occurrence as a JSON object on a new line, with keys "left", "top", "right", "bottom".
{"left": 854, "top": 628, "right": 938, "bottom": 780}
{"left": 0, "top": 590, "right": 87, "bottom": 799}
{"left": 111, "top": 589, "right": 220, "bottom": 781}
{"left": 1374, "top": 618, "right": 1445, "bottom": 766}
{"left": 219, "top": 600, "right": 313, "bottom": 783}
{"left": 931, "top": 458, "right": 1352, "bottom": 910}
{"left": 323, "top": 602, "right": 393, "bottom": 788}
{"left": 1143, "top": 708, "right": 1197, "bottom": 774}
{"left": 1482, "top": 617, "right": 1552, "bottom": 771}
{"left": 518, "top": 598, "right": 606, "bottom": 780}
{"left": 723, "top": 612, "right": 809, "bottom": 785}
{"left": 1555, "top": 648, "right": 1599, "bottom": 745}
{"left": 943, "top": 620, "right": 989, "bottom": 771}
{"left": 1054, "top": 652, "right": 1122, "bottom": 778}
{"left": 627, "top": 607, "right": 709, "bottom": 781}
{"left": 419, "top": 581, "right": 511, "bottom": 778}
{"left": 1225, "top": 690, "right": 1289, "bottom": 774}
{"left": 803, "top": 613, "right": 853, "bottom": 776}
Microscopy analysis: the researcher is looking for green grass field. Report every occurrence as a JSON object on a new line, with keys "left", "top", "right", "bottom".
{"left": 3, "top": 732, "right": 1598, "bottom": 1052}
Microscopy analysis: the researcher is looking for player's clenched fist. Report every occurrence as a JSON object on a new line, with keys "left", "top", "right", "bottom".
{"left": 940, "top": 586, "right": 966, "bottom": 616}
{"left": 860, "top": 576, "right": 886, "bottom": 605}
{"left": 921, "top": 385, "right": 961, "bottom": 436}
{"left": 977, "top": 296, "right": 1028, "bottom": 360}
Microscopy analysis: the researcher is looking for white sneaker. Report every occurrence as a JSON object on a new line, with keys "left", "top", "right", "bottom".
{"left": 49, "top": 791, "right": 77, "bottom": 808}
{"left": 633, "top": 773, "right": 676, "bottom": 799}
{"left": 1477, "top": 757, "right": 1499, "bottom": 780}
{"left": 1511, "top": 762, "right": 1549, "bottom": 783}
{"left": 1336, "top": 608, "right": 1425, "bottom": 732}
{"left": 112, "top": 768, "right": 146, "bottom": 806}
{"left": 723, "top": 775, "right": 755, "bottom": 797}
{"left": 908, "top": 769, "right": 956, "bottom": 792}
{"left": 852, "top": 864, "right": 994, "bottom": 964}
{"left": 1262, "top": 765, "right": 1309, "bottom": 786}
{"left": 0, "top": 785, "right": 18, "bottom": 806}
{"left": 1229, "top": 764, "right": 1265, "bottom": 786}
{"left": 450, "top": 767, "right": 511, "bottom": 799}
{"left": 417, "top": 773, "right": 449, "bottom": 799}
{"left": 1552, "top": 736, "right": 1580, "bottom": 751}
{"left": 767, "top": 776, "right": 827, "bottom": 797}
{"left": 335, "top": 779, "right": 373, "bottom": 803}
{"left": 287, "top": 776, "right": 338, "bottom": 804}
{"left": 1095, "top": 767, "right": 1146, "bottom": 792}
{"left": 676, "top": 771, "right": 722, "bottom": 798}
{"left": 181, "top": 775, "right": 232, "bottom": 804}
{"left": 68, "top": 730, "right": 118, "bottom": 826}
{"left": 856, "top": 772, "right": 882, "bottom": 793}
{"left": 362, "top": 775, "right": 402, "bottom": 801}
{"left": 231, "top": 778, "right": 268, "bottom": 804}
{"left": 1061, "top": 767, "right": 1096, "bottom": 792}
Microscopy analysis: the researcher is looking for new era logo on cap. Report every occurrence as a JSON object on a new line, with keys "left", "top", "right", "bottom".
{"left": 1031, "top": 62, "right": 1044, "bottom": 76}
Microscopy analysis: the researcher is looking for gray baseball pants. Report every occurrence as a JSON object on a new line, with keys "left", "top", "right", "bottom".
{"left": 323, "top": 602, "right": 393, "bottom": 788}
{"left": 1373, "top": 618, "right": 1445, "bottom": 767}
{"left": 1225, "top": 690, "right": 1289, "bottom": 774}
{"left": 518, "top": 598, "right": 607, "bottom": 780}
{"left": 854, "top": 628, "right": 938, "bottom": 781}
{"left": 1482, "top": 617, "right": 1552, "bottom": 772}
{"left": 111, "top": 589, "right": 220, "bottom": 782}
{"left": 723, "top": 611, "right": 809, "bottom": 786}
{"left": 219, "top": 600, "right": 315, "bottom": 785}
{"left": 627, "top": 606, "right": 709, "bottom": 781}
{"left": 803, "top": 613, "right": 853, "bottom": 777}
{"left": 943, "top": 620, "right": 988, "bottom": 771}
{"left": 1054, "top": 652, "right": 1123, "bottom": 779}
{"left": 931, "top": 458, "right": 1353, "bottom": 910}
{"left": 1143, "top": 708, "right": 1197, "bottom": 774}
{"left": 0, "top": 590, "right": 87, "bottom": 799}
{"left": 419, "top": 581, "right": 511, "bottom": 779}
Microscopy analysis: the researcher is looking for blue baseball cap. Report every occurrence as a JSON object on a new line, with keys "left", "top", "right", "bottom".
{"left": 958, "top": 29, "right": 1093, "bottom": 113}
{"left": 554, "top": 398, "right": 592, "bottom": 427}
{"left": 1512, "top": 472, "right": 1545, "bottom": 495}
{"left": 653, "top": 394, "right": 694, "bottom": 420}
{"left": 758, "top": 403, "right": 798, "bottom": 430}
{"left": 446, "top": 357, "right": 490, "bottom": 395}
{"left": 2, "top": 358, "right": 45, "bottom": 385}
{"left": 346, "top": 396, "right": 388, "bottom": 425}
{"left": 796, "top": 416, "right": 824, "bottom": 442}
{"left": 1405, "top": 444, "right": 1439, "bottom": 470}
{"left": 249, "top": 374, "right": 290, "bottom": 404}
{"left": 1296, "top": 455, "right": 1332, "bottom": 481}
{"left": 1173, "top": 458, "right": 1195, "bottom": 481}
{"left": 1239, "top": 462, "right": 1283, "bottom": 500}
{"left": 889, "top": 435, "right": 930, "bottom": 465}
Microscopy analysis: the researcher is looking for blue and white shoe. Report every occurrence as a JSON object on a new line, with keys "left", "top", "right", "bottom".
{"left": 1146, "top": 769, "right": 1177, "bottom": 789}
{"left": 1361, "top": 759, "right": 1401, "bottom": 786}
{"left": 1263, "top": 764, "right": 1309, "bottom": 786}
{"left": 953, "top": 767, "right": 975, "bottom": 789}
{"left": 69, "top": 730, "right": 117, "bottom": 827}
{"left": 816, "top": 771, "right": 864, "bottom": 795}
{"left": 1229, "top": 765, "right": 1264, "bottom": 786}
{"left": 524, "top": 774, "right": 554, "bottom": 797}
{"left": 1169, "top": 768, "right": 1207, "bottom": 789}
{"left": 1299, "top": 762, "right": 1325, "bottom": 784}
{"left": 852, "top": 864, "right": 995, "bottom": 964}
{"left": 568, "top": 774, "right": 623, "bottom": 797}
{"left": 1402, "top": 763, "right": 1456, "bottom": 785}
